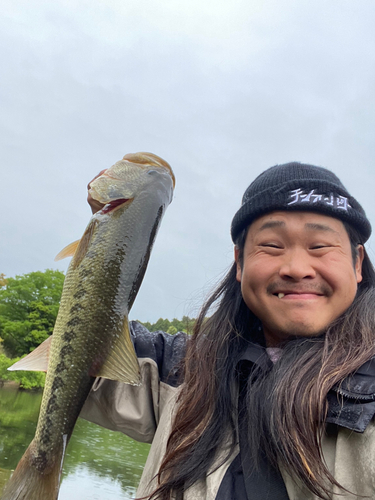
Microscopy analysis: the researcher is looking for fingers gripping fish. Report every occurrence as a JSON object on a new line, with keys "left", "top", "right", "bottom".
{"left": 1, "top": 152, "right": 175, "bottom": 500}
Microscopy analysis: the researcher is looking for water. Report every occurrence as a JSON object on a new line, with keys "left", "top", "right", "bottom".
{"left": 0, "top": 385, "right": 150, "bottom": 499}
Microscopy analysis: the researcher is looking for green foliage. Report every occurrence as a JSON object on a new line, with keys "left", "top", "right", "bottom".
{"left": 167, "top": 325, "right": 178, "bottom": 335}
{"left": 13, "top": 370, "right": 46, "bottom": 390}
{"left": 139, "top": 315, "right": 196, "bottom": 334}
{"left": 0, "top": 270, "right": 64, "bottom": 357}
{"left": 0, "top": 354, "right": 45, "bottom": 389}
{"left": 0, "top": 354, "right": 14, "bottom": 382}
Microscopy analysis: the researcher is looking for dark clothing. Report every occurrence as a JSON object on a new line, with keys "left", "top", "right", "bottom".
{"left": 81, "top": 322, "right": 375, "bottom": 499}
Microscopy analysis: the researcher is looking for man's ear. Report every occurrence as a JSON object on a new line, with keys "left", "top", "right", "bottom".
{"left": 234, "top": 246, "right": 242, "bottom": 283}
{"left": 355, "top": 245, "right": 365, "bottom": 284}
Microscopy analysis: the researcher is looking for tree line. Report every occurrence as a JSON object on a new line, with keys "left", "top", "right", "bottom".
{"left": 0, "top": 270, "right": 195, "bottom": 389}
{"left": 140, "top": 316, "right": 195, "bottom": 335}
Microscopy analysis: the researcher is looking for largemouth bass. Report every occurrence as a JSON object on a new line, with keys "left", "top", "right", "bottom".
{"left": 1, "top": 152, "right": 175, "bottom": 500}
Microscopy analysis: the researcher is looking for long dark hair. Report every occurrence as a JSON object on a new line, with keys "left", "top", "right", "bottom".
{"left": 149, "top": 223, "right": 375, "bottom": 500}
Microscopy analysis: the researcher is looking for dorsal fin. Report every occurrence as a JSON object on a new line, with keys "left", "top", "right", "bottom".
{"left": 55, "top": 240, "right": 81, "bottom": 261}
{"left": 71, "top": 219, "right": 98, "bottom": 269}
{"left": 55, "top": 219, "right": 99, "bottom": 267}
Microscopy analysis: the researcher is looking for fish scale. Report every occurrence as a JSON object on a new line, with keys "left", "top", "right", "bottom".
{"left": 2, "top": 152, "right": 174, "bottom": 500}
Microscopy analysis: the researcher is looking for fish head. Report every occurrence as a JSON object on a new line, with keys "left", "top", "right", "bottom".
{"left": 89, "top": 152, "right": 175, "bottom": 211}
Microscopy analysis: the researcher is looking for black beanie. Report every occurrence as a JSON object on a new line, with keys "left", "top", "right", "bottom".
{"left": 231, "top": 162, "right": 371, "bottom": 243}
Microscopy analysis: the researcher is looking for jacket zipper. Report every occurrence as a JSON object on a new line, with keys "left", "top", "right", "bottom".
{"left": 334, "top": 386, "right": 375, "bottom": 401}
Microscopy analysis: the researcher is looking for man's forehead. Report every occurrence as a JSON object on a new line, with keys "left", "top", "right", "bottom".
{"left": 249, "top": 210, "right": 345, "bottom": 234}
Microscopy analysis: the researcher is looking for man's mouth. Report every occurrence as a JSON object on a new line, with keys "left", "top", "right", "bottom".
{"left": 268, "top": 282, "right": 332, "bottom": 299}
{"left": 275, "top": 292, "right": 323, "bottom": 300}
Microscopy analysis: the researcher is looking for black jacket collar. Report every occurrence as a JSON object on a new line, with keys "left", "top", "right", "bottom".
{"left": 238, "top": 342, "right": 375, "bottom": 433}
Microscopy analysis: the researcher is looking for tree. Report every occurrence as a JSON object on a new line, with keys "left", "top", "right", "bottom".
{"left": 166, "top": 325, "right": 178, "bottom": 335}
{"left": 180, "top": 316, "right": 196, "bottom": 334}
{"left": 152, "top": 318, "right": 171, "bottom": 332}
{"left": 0, "top": 270, "right": 65, "bottom": 357}
{"left": 136, "top": 316, "right": 196, "bottom": 335}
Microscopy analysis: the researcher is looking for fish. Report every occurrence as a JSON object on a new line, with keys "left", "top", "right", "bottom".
{"left": 1, "top": 152, "right": 175, "bottom": 500}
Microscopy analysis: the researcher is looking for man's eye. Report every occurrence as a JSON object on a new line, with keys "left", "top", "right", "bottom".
{"left": 261, "top": 243, "right": 281, "bottom": 248}
{"left": 311, "top": 245, "right": 329, "bottom": 250}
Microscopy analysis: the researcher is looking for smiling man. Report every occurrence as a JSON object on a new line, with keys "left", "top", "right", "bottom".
{"left": 82, "top": 162, "right": 375, "bottom": 500}
{"left": 236, "top": 211, "right": 364, "bottom": 345}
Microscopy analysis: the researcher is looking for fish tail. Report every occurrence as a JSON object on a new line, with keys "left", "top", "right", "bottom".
{"left": 1, "top": 439, "right": 65, "bottom": 500}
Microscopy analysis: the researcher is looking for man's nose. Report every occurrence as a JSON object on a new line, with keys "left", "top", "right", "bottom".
{"left": 278, "top": 248, "right": 316, "bottom": 280}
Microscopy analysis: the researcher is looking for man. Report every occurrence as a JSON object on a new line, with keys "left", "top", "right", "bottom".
{"left": 82, "top": 162, "right": 375, "bottom": 500}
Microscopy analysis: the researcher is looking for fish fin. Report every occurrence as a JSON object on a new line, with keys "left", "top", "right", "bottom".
{"left": 94, "top": 319, "right": 141, "bottom": 386}
{"left": 70, "top": 218, "right": 99, "bottom": 269}
{"left": 1, "top": 438, "right": 63, "bottom": 500}
{"left": 54, "top": 218, "right": 98, "bottom": 266}
{"left": 8, "top": 336, "right": 52, "bottom": 372}
{"left": 54, "top": 239, "right": 81, "bottom": 261}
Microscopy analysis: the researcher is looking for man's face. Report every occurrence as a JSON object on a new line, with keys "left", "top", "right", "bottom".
{"left": 235, "top": 211, "right": 364, "bottom": 347}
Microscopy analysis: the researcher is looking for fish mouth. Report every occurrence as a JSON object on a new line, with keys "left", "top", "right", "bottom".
{"left": 101, "top": 198, "right": 132, "bottom": 214}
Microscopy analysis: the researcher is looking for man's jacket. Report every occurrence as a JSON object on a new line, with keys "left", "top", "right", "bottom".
{"left": 80, "top": 321, "right": 375, "bottom": 500}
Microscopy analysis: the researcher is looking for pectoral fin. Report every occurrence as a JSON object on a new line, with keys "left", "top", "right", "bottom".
{"left": 8, "top": 336, "right": 52, "bottom": 372}
{"left": 94, "top": 319, "right": 141, "bottom": 386}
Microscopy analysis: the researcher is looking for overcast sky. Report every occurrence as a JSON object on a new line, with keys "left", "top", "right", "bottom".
{"left": 1, "top": 0, "right": 375, "bottom": 323}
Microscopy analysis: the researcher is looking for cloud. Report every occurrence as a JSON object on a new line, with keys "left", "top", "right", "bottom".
{"left": 1, "top": 0, "right": 375, "bottom": 321}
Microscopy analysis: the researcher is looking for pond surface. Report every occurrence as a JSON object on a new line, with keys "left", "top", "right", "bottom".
{"left": 0, "top": 385, "right": 150, "bottom": 499}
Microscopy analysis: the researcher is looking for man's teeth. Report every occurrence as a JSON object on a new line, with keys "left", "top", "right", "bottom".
{"left": 278, "top": 293, "right": 285, "bottom": 299}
